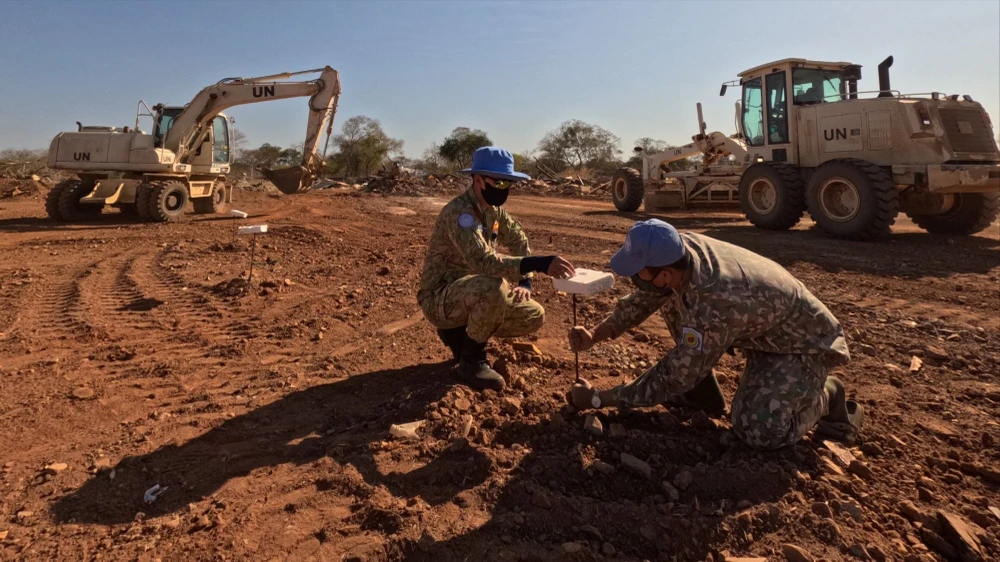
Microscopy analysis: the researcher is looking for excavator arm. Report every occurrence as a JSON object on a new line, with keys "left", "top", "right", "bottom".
{"left": 163, "top": 66, "right": 341, "bottom": 193}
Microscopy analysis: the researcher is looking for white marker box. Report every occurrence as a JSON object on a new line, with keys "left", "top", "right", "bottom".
{"left": 552, "top": 268, "right": 615, "bottom": 295}
{"left": 238, "top": 225, "right": 268, "bottom": 235}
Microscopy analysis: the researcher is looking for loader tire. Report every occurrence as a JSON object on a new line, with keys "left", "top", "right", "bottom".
{"left": 611, "top": 167, "right": 644, "bottom": 212}
{"left": 192, "top": 182, "right": 227, "bottom": 215}
{"left": 56, "top": 180, "right": 103, "bottom": 222}
{"left": 45, "top": 180, "right": 72, "bottom": 220}
{"left": 906, "top": 192, "right": 1000, "bottom": 236}
{"left": 806, "top": 159, "right": 898, "bottom": 241}
{"left": 119, "top": 203, "right": 138, "bottom": 216}
{"left": 148, "top": 181, "right": 189, "bottom": 222}
{"left": 135, "top": 184, "right": 154, "bottom": 222}
{"left": 738, "top": 163, "right": 805, "bottom": 230}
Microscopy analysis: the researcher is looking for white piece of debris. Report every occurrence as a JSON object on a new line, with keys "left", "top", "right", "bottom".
{"left": 143, "top": 484, "right": 168, "bottom": 504}
{"left": 229, "top": 210, "right": 249, "bottom": 219}
{"left": 552, "top": 268, "right": 615, "bottom": 295}
{"left": 909, "top": 356, "right": 923, "bottom": 373}
{"left": 389, "top": 420, "right": 425, "bottom": 440}
{"left": 238, "top": 224, "right": 268, "bottom": 235}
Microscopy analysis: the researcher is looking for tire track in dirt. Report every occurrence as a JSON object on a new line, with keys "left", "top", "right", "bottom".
{"left": 11, "top": 258, "right": 110, "bottom": 351}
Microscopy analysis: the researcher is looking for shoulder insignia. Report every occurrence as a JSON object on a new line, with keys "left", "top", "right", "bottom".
{"left": 458, "top": 213, "right": 476, "bottom": 230}
{"left": 680, "top": 327, "right": 704, "bottom": 352}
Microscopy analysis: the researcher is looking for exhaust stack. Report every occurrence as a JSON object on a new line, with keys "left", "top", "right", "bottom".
{"left": 877, "top": 56, "right": 894, "bottom": 98}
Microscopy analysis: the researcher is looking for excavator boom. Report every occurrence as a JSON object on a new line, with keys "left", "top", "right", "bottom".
{"left": 164, "top": 66, "right": 341, "bottom": 194}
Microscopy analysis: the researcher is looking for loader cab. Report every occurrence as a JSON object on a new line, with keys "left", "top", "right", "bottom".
{"left": 734, "top": 58, "right": 852, "bottom": 163}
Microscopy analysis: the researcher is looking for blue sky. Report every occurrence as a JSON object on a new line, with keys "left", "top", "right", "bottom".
{"left": 1, "top": 0, "right": 998, "bottom": 159}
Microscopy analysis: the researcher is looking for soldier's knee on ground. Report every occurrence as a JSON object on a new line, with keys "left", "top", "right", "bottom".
{"left": 731, "top": 397, "right": 799, "bottom": 451}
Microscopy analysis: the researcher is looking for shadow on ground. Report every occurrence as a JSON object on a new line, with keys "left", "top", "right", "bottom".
{"left": 51, "top": 361, "right": 476, "bottom": 525}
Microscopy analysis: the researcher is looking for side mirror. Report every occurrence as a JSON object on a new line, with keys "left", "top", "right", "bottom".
{"left": 633, "top": 147, "right": 643, "bottom": 153}
{"left": 720, "top": 84, "right": 728, "bottom": 97}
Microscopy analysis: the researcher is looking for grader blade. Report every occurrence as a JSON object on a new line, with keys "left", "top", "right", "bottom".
{"left": 262, "top": 165, "right": 314, "bottom": 194}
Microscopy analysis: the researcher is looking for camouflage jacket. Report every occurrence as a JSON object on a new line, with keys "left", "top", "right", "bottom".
{"left": 606, "top": 233, "right": 850, "bottom": 408}
{"left": 418, "top": 188, "right": 532, "bottom": 301}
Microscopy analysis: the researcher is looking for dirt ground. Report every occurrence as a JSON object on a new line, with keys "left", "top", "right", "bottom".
{"left": 0, "top": 185, "right": 998, "bottom": 562}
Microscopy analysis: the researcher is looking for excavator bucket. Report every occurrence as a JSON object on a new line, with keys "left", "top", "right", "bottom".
{"left": 262, "top": 165, "right": 314, "bottom": 194}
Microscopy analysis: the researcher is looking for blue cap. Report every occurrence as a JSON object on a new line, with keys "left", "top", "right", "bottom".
{"left": 460, "top": 146, "right": 530, "bottom": 182}
{"left": 609, "top": 219, "right": 685, "bottom": 277}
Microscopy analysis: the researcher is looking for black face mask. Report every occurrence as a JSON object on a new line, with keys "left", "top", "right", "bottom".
{"left": 482, "top": 183, "right": 509, "bottom": 206}
{"left": 631, "top": 274, "right": 673, "bottom": 296}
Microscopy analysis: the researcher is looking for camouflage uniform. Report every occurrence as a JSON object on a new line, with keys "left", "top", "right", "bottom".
{"left": 603, "top": 233, "right": 850, "bottom": 450}
{"left": 418, "top": 188, "right": 544, "bottom": 343}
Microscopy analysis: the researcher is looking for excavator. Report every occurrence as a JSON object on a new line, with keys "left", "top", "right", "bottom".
{"left": 45, "top": 66, "right": 341, "bottom": 222}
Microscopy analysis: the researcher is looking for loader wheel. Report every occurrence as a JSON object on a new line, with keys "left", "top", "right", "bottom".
{"left": 148, "top": 181, "right": 189, "bottom": 222}
{"left": 119, "top": 203, "right": 138, "bottom": 216}
{"left": 906, "top": 192, "right": 1000, "bottom": 236}
{"left": 192, "top": 183, "right": 227, "bottom": 215}
{"left": 135, "top": 184, "right": 154, "bottom": 222}
{"left": 45, "top": 180, "right": 72, "bottom": 220}
{"left": 738, "top": 163, "right": 805, "bottom": 230}
{"left": 56, "top": 180, "right": 103, "bottom": 222}
{"left": 806, "top": 159, "right": 898, "bottom": 240}
{"left": 611, "top": 167, "right": 644, "bottom": 212}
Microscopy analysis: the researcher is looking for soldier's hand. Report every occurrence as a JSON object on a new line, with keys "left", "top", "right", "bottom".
{"left": 511, "top": 286, "right": 532, "bottom": 303}
{"left": 569, "top": 379, "right": 596, "bottom": 410}
{"left": 547, "top": 256, "right": 576, "bottom": 280}
{"left": 569, "top": 326, "right": 595, "bottom": 352}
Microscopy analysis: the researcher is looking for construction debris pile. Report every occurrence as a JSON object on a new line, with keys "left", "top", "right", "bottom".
{"left": 334, "top": 168, "right": 614, "bottom": 199}
{"left": 0, "top": 176, "right": 44, "bottom": 199}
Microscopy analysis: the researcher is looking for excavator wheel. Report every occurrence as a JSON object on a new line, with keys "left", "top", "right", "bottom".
{"left": 135, "top": 184, "right": 154, "bottom": 222}
{"left": 192, "top": 182, "right": 228, "bottom": 215}
{"left": 56, "top": 180, "right": 103, "bottom": 222}
{"left": 45, "top": 180, "right": 73, "bottom": 220}
{"left": 148, "top": 181, "right": 189, "bottom": 222}
{"left": 738, "top": 163, "right": 805, "bottom": 230}
{"left": 611, "top": 167, "right": 644, "bottom": 212}
{"left": 806, "top": 159, "right": 898, "bottom": 241}
{"left": 905, "top": 192, "right": 1000, "bottom": 236}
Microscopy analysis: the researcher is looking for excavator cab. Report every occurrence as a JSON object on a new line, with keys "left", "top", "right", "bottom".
{"left": 152, "top": 107, "right": 182, "bottom": 149}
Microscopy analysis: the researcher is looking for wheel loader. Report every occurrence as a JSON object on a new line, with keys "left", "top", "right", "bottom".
{"left": 612, "top": 56, "right": 1000, "bottom": 240}
{"left": 45, "top": 66, "right": 341, "bottom": 223}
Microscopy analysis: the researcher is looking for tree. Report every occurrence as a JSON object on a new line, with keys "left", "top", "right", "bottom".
{"left": 276, "top": 143, "right": 303, "bottom": 167}
{"left": 625, "top": 137, "right": 696, "bottom": 172}
{"left": 536, "top": 120, "right": 621, "bottom": 171}
{"left": 412, "top": 143, "right": 449, "bottom": 175}
{"left": 328, "top": 116, "right": 404, "bottom": 178}
{"left": 242, "top": 143, "right": 284, "bottom": 171}
{"left": 229, "top": 128, "right": 248, "bottom": 161}
{"left": 438, "top": 127, "right": 491, "bottom": 169}
{"left": 634, "top": 137, "right": 668, "bottom": 155}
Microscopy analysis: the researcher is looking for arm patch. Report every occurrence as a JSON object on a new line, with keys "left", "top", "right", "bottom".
{"left": 681, "top": 327, "right": 704, "bottom": 352}
{"left": 458, "top": 213, "right": 476, "bottom": 230}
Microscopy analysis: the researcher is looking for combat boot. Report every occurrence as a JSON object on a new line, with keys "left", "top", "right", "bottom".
{"left": 457, "top": 334, "right": 506, "bottom": 391}
{"left": 815, "top": 376, "right": 864, "bottom": 444}
{"left": 436, "top": 326, "right": 466, "bottom": 362}
{"left": 666, "top": 371, "right": 727, "bottom": 416}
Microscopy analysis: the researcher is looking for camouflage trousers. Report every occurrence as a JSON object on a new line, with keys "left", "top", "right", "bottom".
{"left": 730, "top": 350, "right": 829, "bottom": 450}
{"left": 418, "top": 275, "right": 545, "bottom": 343}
